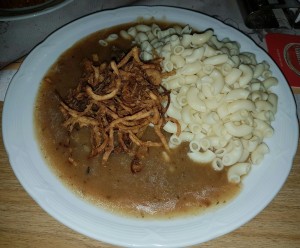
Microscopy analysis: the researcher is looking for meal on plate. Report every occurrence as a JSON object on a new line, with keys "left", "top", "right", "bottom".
{"left": 34, "top": 21, "right": 278, "bottom": 218}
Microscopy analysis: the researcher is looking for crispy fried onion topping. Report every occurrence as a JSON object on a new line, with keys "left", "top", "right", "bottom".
{"left": 59, "top": 47, "right": 180, "bottom": 170}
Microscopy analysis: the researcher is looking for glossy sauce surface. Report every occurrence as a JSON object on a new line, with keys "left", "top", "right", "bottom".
{"left": 34, "top": 22, "right": 240, "bottom": 218}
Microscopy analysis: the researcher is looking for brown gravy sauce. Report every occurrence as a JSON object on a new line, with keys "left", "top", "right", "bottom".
{"left": 34, "top": 21, "right": 240, "bottom": 219}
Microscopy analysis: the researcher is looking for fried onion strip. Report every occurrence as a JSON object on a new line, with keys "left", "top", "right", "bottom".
{"left": 86, "top": 77, "right": 121, "bottom": 101}
{"left": 59, "top": 46, "right": 173, "bottom": 167}
{"left": 128, "top": 131, "right": 162, "bottom": 147}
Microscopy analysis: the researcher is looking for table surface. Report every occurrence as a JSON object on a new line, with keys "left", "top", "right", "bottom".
{"left": 0, "top": 96, "right": 300, "bottom": 248}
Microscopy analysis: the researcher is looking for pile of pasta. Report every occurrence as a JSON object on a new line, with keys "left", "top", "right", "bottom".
{"left": 101, "top": 23, "right": 278, "bottom": 184}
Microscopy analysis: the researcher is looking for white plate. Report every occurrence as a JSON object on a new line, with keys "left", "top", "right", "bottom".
{"left": 2, "top": 6, "right": 299, "bottom": 247}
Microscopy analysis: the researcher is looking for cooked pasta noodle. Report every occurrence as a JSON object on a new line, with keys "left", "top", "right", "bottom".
{"left": 251, "top": 143, "right": 269, "bottom": 164}
{"left": 188, "top": 149, "right": 216, "bottom": 163}
{"left": 227, "top": 163, "right": 251, "bottom": 183}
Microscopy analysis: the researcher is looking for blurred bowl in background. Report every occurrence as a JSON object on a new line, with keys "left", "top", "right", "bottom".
{"left": 0, "top": 0, "right": 138, "bottom": 68}
{"left": 0, "top": 0, "right": 74, "bottom": 21}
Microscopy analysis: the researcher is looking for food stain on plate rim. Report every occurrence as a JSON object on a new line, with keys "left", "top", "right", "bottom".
{"left": 2, "top": 6, "right": 298, "bottom": 248}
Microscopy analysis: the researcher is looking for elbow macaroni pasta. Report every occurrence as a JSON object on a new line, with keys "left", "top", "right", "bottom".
{"left": 111, "top": 22, "right": 278, "bottom": 184}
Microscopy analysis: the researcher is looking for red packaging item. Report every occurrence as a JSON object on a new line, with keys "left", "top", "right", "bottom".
{"left": 265, "top": 33, "right": 300, "bottom": 89}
